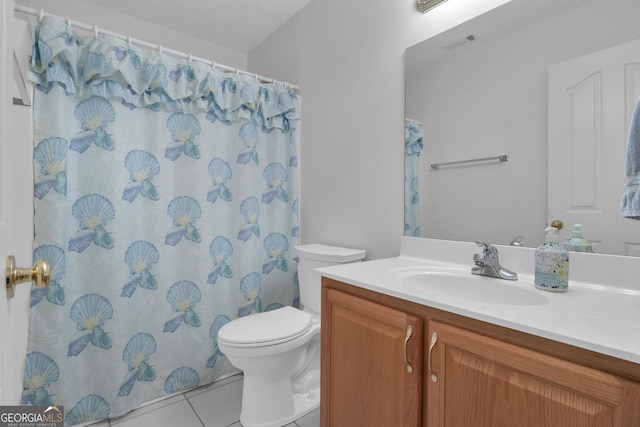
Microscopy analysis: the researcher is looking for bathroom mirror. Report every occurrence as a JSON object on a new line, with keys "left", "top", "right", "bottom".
{"left": 405, "top": 0, "right": 640, "bottom": 256}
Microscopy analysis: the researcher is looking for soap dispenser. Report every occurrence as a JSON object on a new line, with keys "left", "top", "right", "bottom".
{"left": 564, "top": 224, "right": 593, "bottom": 253}
{"left": 534, "top": 227, "right": 569, "bottom": 292}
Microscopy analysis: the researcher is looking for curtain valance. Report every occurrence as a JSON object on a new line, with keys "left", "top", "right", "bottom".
{"left": 405, "top": 119, "right": 423, "bottom": 156}
{"left": 29, "top": 16, "right": 299, "bottom": 131}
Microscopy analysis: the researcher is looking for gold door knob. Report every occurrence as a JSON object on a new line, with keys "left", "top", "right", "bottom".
{"left": 550, "top": 220, "right": 564, "bottom": 230}
{"left": 6, "top": 256, "right": 50, "bottom": 299}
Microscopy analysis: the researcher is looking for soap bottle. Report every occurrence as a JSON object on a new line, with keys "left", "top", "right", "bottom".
{"left": 564, "top": 224, "right": 593, "bottom": 253}
{"left": 534, "top": 227, "right": 569, "bottom": 292}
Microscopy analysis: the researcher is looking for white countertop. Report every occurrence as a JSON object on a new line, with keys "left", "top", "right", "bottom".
{"left": 317, "top": 237, "right": 640, "bottom": 364}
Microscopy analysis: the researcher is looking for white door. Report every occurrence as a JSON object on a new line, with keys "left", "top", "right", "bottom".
{"left": 1, "top": 0, "right": 36, "bottom": 405}
{"left": 548, "top": 38, "right": 640, "bottom": 256}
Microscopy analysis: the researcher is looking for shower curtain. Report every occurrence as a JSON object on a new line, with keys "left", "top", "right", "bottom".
{"left": 23, "top": 16, "right": 300, "bottom": 425}
{"left": 404, "top": 119, "right": 423, "bottom": 237}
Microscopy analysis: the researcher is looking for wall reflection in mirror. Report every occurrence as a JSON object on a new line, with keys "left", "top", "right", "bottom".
{"left": 405, "top": 0, "right": 640, "bottom": 256}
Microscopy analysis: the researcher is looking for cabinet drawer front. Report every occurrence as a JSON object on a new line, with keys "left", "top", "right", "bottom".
{"left": 428, "top": 321, "right": 625, "bottom": 427}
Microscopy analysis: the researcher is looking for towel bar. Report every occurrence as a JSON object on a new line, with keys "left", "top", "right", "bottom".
{"left": 430, "top": 155, "right": 508, "bottom": 170}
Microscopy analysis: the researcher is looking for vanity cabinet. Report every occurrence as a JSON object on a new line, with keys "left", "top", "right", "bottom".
{"left": 321, "top": 277, "right": 640, "bottom": 427}
{"left": 321, "top": 288, "right": 423, "bottom": 427}
{"left": 427, "top": 321, "right": 639, "bottom": 426}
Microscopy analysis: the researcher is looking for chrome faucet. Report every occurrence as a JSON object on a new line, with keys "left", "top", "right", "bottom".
{"left": 471, "top": 241, "right": 518, "bottom": 280}
{"left": 510, "top": 235, "right": 524, "bottom": 246}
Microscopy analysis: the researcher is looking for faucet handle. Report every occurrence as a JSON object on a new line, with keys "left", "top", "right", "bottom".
{"left": 475, "top": 241, "right": 499, "bottom": 260}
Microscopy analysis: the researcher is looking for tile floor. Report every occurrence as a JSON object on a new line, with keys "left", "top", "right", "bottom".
{"left": 88, "top": 374, "right": 319, "bottom": 427}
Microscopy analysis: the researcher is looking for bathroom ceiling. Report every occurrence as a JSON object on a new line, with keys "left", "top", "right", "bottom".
{"left": 78, "top": 0, "right": 312, "bottom": 53}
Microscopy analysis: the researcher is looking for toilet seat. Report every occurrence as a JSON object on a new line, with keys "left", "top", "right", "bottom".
{"left": 218, "top": 306, "right": 312, "bottom": 348}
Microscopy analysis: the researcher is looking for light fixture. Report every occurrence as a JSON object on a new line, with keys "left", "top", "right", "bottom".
{"left": 417, "top": 0, "right": 449, "bottom": 13}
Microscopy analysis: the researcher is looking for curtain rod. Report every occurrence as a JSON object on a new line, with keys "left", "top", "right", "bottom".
{"left": 13, "top": 4, "right": 299, "bottom": 91}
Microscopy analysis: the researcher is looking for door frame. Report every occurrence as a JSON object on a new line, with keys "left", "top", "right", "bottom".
{"left": 1, "top": 0, "right": 12, "bottom": 405}
{"left": 1, "top": 0, "right": 35, "bottom": 406}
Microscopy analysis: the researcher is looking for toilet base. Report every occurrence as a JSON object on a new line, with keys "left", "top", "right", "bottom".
{"left": 218, "top": 310, "right": 321, "bottom": 427}
{"left": 239, "top": 385, "right": 319, "bottom": 427}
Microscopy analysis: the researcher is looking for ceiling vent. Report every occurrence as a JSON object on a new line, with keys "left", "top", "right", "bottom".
{"left": 441, "top": 34, "right": 479, "bottom": 53}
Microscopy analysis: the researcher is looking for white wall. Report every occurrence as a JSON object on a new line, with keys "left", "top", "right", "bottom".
{"left": 248, "top": 0, "right": 510, "bottom": 260}
{"left": 406, "top": 0, "right": 640, "bottom": 248}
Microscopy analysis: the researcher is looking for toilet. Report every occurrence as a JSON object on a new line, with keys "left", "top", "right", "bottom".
{"left": 217, "top": 243, "right": 366, "bottom": 427}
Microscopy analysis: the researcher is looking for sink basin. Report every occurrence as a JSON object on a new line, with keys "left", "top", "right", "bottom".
{"left": 391, "top": 266, "right": 549, "bottom": 306}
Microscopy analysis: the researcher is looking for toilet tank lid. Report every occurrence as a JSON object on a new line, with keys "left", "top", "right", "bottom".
{"left": 295, "top": 244, "right": 366, "bottom": 263}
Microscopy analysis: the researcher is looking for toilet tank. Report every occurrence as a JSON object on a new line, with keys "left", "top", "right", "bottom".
{"left": 295, "top": 244, "right": 366, "bottom": 314}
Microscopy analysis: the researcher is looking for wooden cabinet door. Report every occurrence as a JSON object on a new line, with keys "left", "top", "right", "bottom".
{"left": 322, "top": 289, "right": 423, "bottom": 427}
{"left": 427, "top": 321, "right": 640, "bottom": 427}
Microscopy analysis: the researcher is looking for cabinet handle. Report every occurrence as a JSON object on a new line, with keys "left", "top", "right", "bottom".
{"left": 403, "top": 325, "right": 413, "bottom": 373}
{"left": 428, "top": 331, "right": 438, "bottom": 383}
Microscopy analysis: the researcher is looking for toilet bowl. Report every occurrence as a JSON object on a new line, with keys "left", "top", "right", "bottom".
{"left": 217, "top": 243, "right": 366, "bottom": 427}
{"left": 218, "top": 306, "right": 320, "bottom": 427}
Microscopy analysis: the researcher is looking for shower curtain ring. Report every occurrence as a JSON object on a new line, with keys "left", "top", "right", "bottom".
{"left": 188, "top": 53, "right": 193, "bottom": 63}
{"left": 94, "top": 25, "right": 99, "bottom": 38}
{"left": 158, "top": 45, "right": 164, "bottom": 55}
{"left": 38, "top": 9, "right": 44, "bottom": 22}
{"left": 212, "top": 61, "right": 217, "bottom": 70}
{"left": 127, "top": 35, "right": 132, "bottom": 47}
{"left": 66, "top": 17, "right": 71, "bottom": 30}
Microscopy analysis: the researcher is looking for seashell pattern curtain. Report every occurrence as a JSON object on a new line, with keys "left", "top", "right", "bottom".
{"left": 404, "top": 119, "right": 423, "bottom": 237}
{"left": 24, "top": 16, "right": 300, "bottom": 425}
